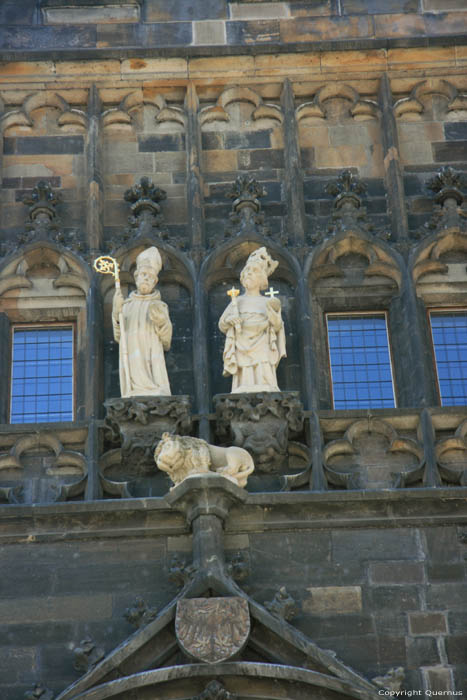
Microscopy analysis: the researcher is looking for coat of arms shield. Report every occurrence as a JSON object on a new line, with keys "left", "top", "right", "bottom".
{"left": 175, "top": 597, "right": 250, "bottom": 664}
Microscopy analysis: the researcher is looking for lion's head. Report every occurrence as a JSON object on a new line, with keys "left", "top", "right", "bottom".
{"left": 154, "top": 433, "right": 212, "bottom": 486}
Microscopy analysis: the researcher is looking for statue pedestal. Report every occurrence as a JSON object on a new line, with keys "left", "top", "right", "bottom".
{"left": 213, "top": 392, "right": 304, "bottom": 474}
{"left": 104, "top": 395, "right": 192, "bottom": 475}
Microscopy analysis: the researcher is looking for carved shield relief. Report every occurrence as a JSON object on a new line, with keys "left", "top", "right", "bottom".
{"left": 175, "top": 597, "right": 250, "bottom": 664}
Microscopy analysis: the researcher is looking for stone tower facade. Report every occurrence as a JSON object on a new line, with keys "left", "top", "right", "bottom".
{"left": 0, "top": 2, "right": 467, "bottom": 699}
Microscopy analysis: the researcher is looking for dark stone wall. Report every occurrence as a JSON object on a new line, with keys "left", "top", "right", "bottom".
{"left": 0, "top": 493, "right": 465, "bottom": 698}
{"left": 1, "top": 0, "right": 467, "bottom": 57}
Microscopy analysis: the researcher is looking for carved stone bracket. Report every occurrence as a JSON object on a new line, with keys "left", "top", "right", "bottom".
{"left": 24, "top": 684, "right": 55, "bottom": 700}
{"left": 227, "top": 551, "right": 250, "bottom": 582}
{"left": 168, "top": 554, "right": 197, "bottom": 589}
{"left": 164, "top": 472, "right": 248, "bottom": 526}
{"left": 124, "top": 596, "right": 158, "bottom": 628}
{"left": 72, "top": 638, "right": 105, "bottom": 674}
{"left": 193, "top": 681, "right": 238, "bottom": 700}
{"left": 214, "top": 392, "right": 304, "bottom": 473}
{"left": 104, "top": 395, "right": 192, "bottom": 474}
{"left": 372, "top": 667, "right": 405, "bottom": 693}
{"left": 264, "top": 585, "right": 300, "bottom": 622}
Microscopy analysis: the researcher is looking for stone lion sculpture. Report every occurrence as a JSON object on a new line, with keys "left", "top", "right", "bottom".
{"left": 154, "top": 433, "right": 254, "bottom": 489}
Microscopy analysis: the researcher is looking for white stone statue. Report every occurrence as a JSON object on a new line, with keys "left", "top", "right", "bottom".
{"left": 155, "top": 433, "right": 255, "bottom": 489}
{"left": 219, "top": 247, "right": 286, "bottom": 393}
{"left": 112, "top": 246, "right": 172, "bottom": 397}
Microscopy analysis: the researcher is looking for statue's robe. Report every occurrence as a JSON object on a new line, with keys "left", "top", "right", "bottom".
{"left": 219, "top": 294, "right": 286, "bottom": 393}
{"left": 112, "top": 289, "right": 172, "bottom": 397}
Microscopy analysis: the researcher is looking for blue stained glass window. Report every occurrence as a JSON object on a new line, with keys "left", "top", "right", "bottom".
{"left": 430, "top": 312, "right": 467, "bottom": 406}
{"left": 327, "top": 315, "right": 395, "bottom": 410}
{"left": 10, "top": 327, "right": 73, "bottom": 423}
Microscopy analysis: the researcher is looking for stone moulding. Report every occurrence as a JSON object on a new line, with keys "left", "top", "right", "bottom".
{"left": 53, "top": 662, "right": 379, "bottom": 700}
{"left": 0, "top": 431, "right": 87, "bottom": 505}
{"left": 435, "top": 417, "right": 467, "bottom": 486}
{"left": 323, "top": 417, "right": 424, "bottom": 490}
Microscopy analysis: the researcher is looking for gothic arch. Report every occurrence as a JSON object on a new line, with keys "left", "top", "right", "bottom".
{"left": 99, "top": 240, "right": 195, "bottom": 297}
{"left": 296, "top": 83, "right": 378, "bottom": 124}
{"left": 1, "top": 90, "right": 87, "bottom": 134}
{"left": 394, "top": 79, "right": 467, "bottom": 121}
{"left": 200, "top": 85, "right": 283, "bottom": 128}
{"left": 412, "top": 229, "right": 467, "bottom": 285}
{"left": 305, "top": 231, "right": 402, "bottom": 291}
{"left": 201, "top": 234, "right": 300, "bottom": 291}
{"left": 57, "top": 663, "right": 377, "bottom": 700}
{"left": 0, "top": 241, "right": 90, "bottom": 298}
{"left": 102, "top": 90, "right": 185, "bottom": 131}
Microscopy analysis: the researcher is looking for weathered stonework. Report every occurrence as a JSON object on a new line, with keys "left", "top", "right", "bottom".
{"left": 104, "top": 395, "right": 192, "bottom": 473}
{"left": 214, "top": 392, "right": 304, "bottom": 473}
{"left": 1, "top": 1, "right": 467, "bottom": 698}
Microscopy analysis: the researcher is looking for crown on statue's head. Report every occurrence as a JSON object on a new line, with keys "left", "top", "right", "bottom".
{"left": 245, "top": 247, "right": 278, "bottom": 277}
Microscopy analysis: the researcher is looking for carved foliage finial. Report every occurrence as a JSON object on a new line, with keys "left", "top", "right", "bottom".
{"left": 219, "top": 175, "right": 270, "bottom": 243}
{"left": 124, "top": 176, "right": 167, "bottom": 213}
{"left": 265, "top": 586, "right": 300, "bottom": 621}
{"left": 22, "top": 180, "right": 60, "bottom": 238}
{"left": 424, "top": 166, "right": 467, "bottom": 233}
{"left": 15, "top": 180, "right": 85, "bottom": 254}
{"left": 315, "top": 170, "right": 372, "bottom": 241}
{"left": 123, "top": 176, "right": 167, "bottom": 238}
{"left": 228, "top": 174, "right": 266, "bottom": 214}
{"left": 426, "top": 166, "right": 467, "bottom": 206}
{"left": 326, "top": 169, "right": 366, "bottom": 209}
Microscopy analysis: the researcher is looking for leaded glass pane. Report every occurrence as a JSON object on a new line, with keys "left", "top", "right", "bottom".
{"left": 327, "top": 315, "right": 395, "bottom": 410}
{"left": 430, "top": 312, "right": 467, "bottom": 406}
{"left": 10, "top": 327, "right": 73, "bottom": 423}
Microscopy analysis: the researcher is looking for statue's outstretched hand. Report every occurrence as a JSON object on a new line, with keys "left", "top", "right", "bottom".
{"left": 113, "top": 288, "right": 124, "bottom": 316}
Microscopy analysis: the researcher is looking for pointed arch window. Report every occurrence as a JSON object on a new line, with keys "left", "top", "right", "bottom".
{"left": 10, "top": 325, "right": 74, "bottom": 424}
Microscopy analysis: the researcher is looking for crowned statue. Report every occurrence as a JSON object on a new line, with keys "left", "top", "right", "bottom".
{"left": 112, "top": 246, "right": 172, "bottom": 397}
{"left": 219, "top": 247, "right": 286, "bottom": 393}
